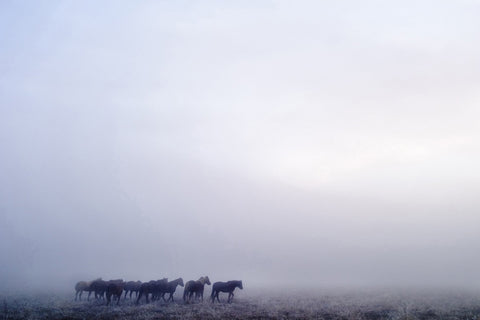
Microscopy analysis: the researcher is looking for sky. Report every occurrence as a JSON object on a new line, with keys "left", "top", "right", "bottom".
{"left": 1, "top": 0, "right": 480, "bottom": 292}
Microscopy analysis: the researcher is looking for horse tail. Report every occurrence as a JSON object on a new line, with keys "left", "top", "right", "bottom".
{"left": 210, "top": 286, "right": 215, "bottom": 302}
{"left": 183, "top": 284, "right": 188, "bottom": 301}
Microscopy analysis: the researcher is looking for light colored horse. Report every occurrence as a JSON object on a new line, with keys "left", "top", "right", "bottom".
{"left": 74, "top": 278, "right": 101, "bottom": 301}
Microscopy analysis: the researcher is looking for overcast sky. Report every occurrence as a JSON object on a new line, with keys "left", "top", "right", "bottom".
{"left": 1, "top": 0, "right": 480, "bottom": 292}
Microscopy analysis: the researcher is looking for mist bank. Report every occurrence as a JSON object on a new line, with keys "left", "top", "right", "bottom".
{"left": 1, "top": 155, "right": 480, "bottom": 294}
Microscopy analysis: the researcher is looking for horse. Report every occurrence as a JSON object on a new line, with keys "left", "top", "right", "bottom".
{"left": 136, "top": 278, "right": 168, "bottom": 304}
{"left": 90, "top": 279, "right": 107, "bottom": 300}
{"left": 183, "top": 276, "right": 211, "bottom": 302}
{"left": 124, "top": 281, "right": 142, "bottom": 299}
{"left": 211, "top": 280, "right": 243, "bottom": 303}
{"left": 106, "top": 280, "right": 125, "bottom": 306}
{"left": 159, "top": 278, "right": 184, "bottom": 302}
{"left": 74, "top": 278, "right": 100, "bottom": 301}
{"left": 151, "top": 279, "right": 169, "bottom": 301}
{"left": 91, "top": 278, "right": 122, "bottom": 300}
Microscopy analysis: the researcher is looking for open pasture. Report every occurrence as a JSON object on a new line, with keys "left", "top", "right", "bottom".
{"left": 2, "top": 288, "right": 480, "bottom": 320}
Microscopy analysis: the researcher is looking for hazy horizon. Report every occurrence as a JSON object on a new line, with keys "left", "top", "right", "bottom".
{"left": 1, "top": 0, "right": 480, "bottom": 293}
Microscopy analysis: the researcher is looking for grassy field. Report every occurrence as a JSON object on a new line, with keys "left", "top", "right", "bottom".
{"left": 1, "top": 288, "right": 480, "bottom": 319}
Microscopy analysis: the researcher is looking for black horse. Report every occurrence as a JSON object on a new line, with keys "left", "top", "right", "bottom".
{"left": 159, "top": 278, "right": 184, "bottom": 302}
{"left": 211, "top": 280, "right": 243, "bottom": 303}
{"left": 183, "top": 276, "right": 211, "bottom": 302}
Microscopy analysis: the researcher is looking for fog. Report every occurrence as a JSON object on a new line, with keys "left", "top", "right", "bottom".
{"left": 1, "top": 1, "right": 480, "bottom": 293}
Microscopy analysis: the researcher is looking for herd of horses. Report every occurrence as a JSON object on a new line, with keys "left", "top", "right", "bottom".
{"left": 74, "top": 276, "right": 243, "bottom": 306}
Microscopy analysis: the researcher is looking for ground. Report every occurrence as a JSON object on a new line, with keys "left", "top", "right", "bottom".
{"left": 1, "top": 288, "right": 480, "bottom": 319}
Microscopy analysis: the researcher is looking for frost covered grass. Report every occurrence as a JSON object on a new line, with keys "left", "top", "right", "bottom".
{"left": 1, "top": 288, "right": 480, "bottom": 319}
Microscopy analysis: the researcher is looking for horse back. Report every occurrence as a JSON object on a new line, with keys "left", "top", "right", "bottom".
{"left": 107, "top": 281, "right": 125, "bottom": 295}
{"left": 75, "top": 281, "right": 87, "bottom": 291}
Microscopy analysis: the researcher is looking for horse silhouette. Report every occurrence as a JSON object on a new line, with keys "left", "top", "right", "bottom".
{"left": 124, "top": 281, "right": 142, "bottom": 299}
{"left": 136, "top": 278, "right": 168, "bottom": 304}
{"left": 74, "top": 278, "right": 100, "bottom": 301}
{"left": 90, "top": 279, "right": 107, "bottom": 300}
{"left": 90, "top": 279, "right": 122, "bottom": 300}
{"left": 159, "top": 278, "right": 184, "bottom": 302}
{"left": 183, "top": 276, "right": 211, "bottom": 302}
{"left": 211, "top": 280, "right": 243, "bottom": 303}
{"left": 151, "top": 280, "right": 169, "bottom": 301}
{"left": 105, "top": 280, "right": 125, "bottom": 306}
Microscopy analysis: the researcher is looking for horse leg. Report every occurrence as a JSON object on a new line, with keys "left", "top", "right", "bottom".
{"left": 117, "top": 293, "right": 121, "bottom": 305}
{"left": 228, "top": 292, "right": 234, "bottom": 303}
{"left": 216, "top": 292, "right": 220, "bottom": 303}
{"left": 169, "top": 293, "right": 174, "bottom": 302}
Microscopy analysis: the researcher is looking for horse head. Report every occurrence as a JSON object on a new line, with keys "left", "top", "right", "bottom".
{"left": 203, "top": 276, "right": 211, "bottom": 285}
{"left": 238, "top": 280, "right": 243, "bottom": 289}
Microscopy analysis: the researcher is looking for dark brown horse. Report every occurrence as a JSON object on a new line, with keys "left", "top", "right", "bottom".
{"left": 159, "top": 278, "right": 184, "bottom": 302}
{"left": 183, "top": 276, "right": 211, "bottom": 302}
{"left": 74, "top": 278, "right": 100, "bottom": 301}
{"left": 91, "top": 278, "right": 122, "bottom": 300}
{"left": 124, "top": 281, "right": 142, "bottom": 299}
{"left": 136, "top": 278, "right": 168, "bottom": 304}
{"left": 211, "top": 280, "right": 243, "bottom": 303}
{"left": 90, "top": 279, "right": 107, "bottom": 300}
{"left": 151, "top": 280, "right": 169, "bottom": 301}
{"left": 106, "top": 280, "right": 125, "bottom": 306}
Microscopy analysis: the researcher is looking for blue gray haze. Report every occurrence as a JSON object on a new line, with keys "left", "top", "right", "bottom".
{"left": 1, "top": 1, "right": 480, "bottom": 293}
